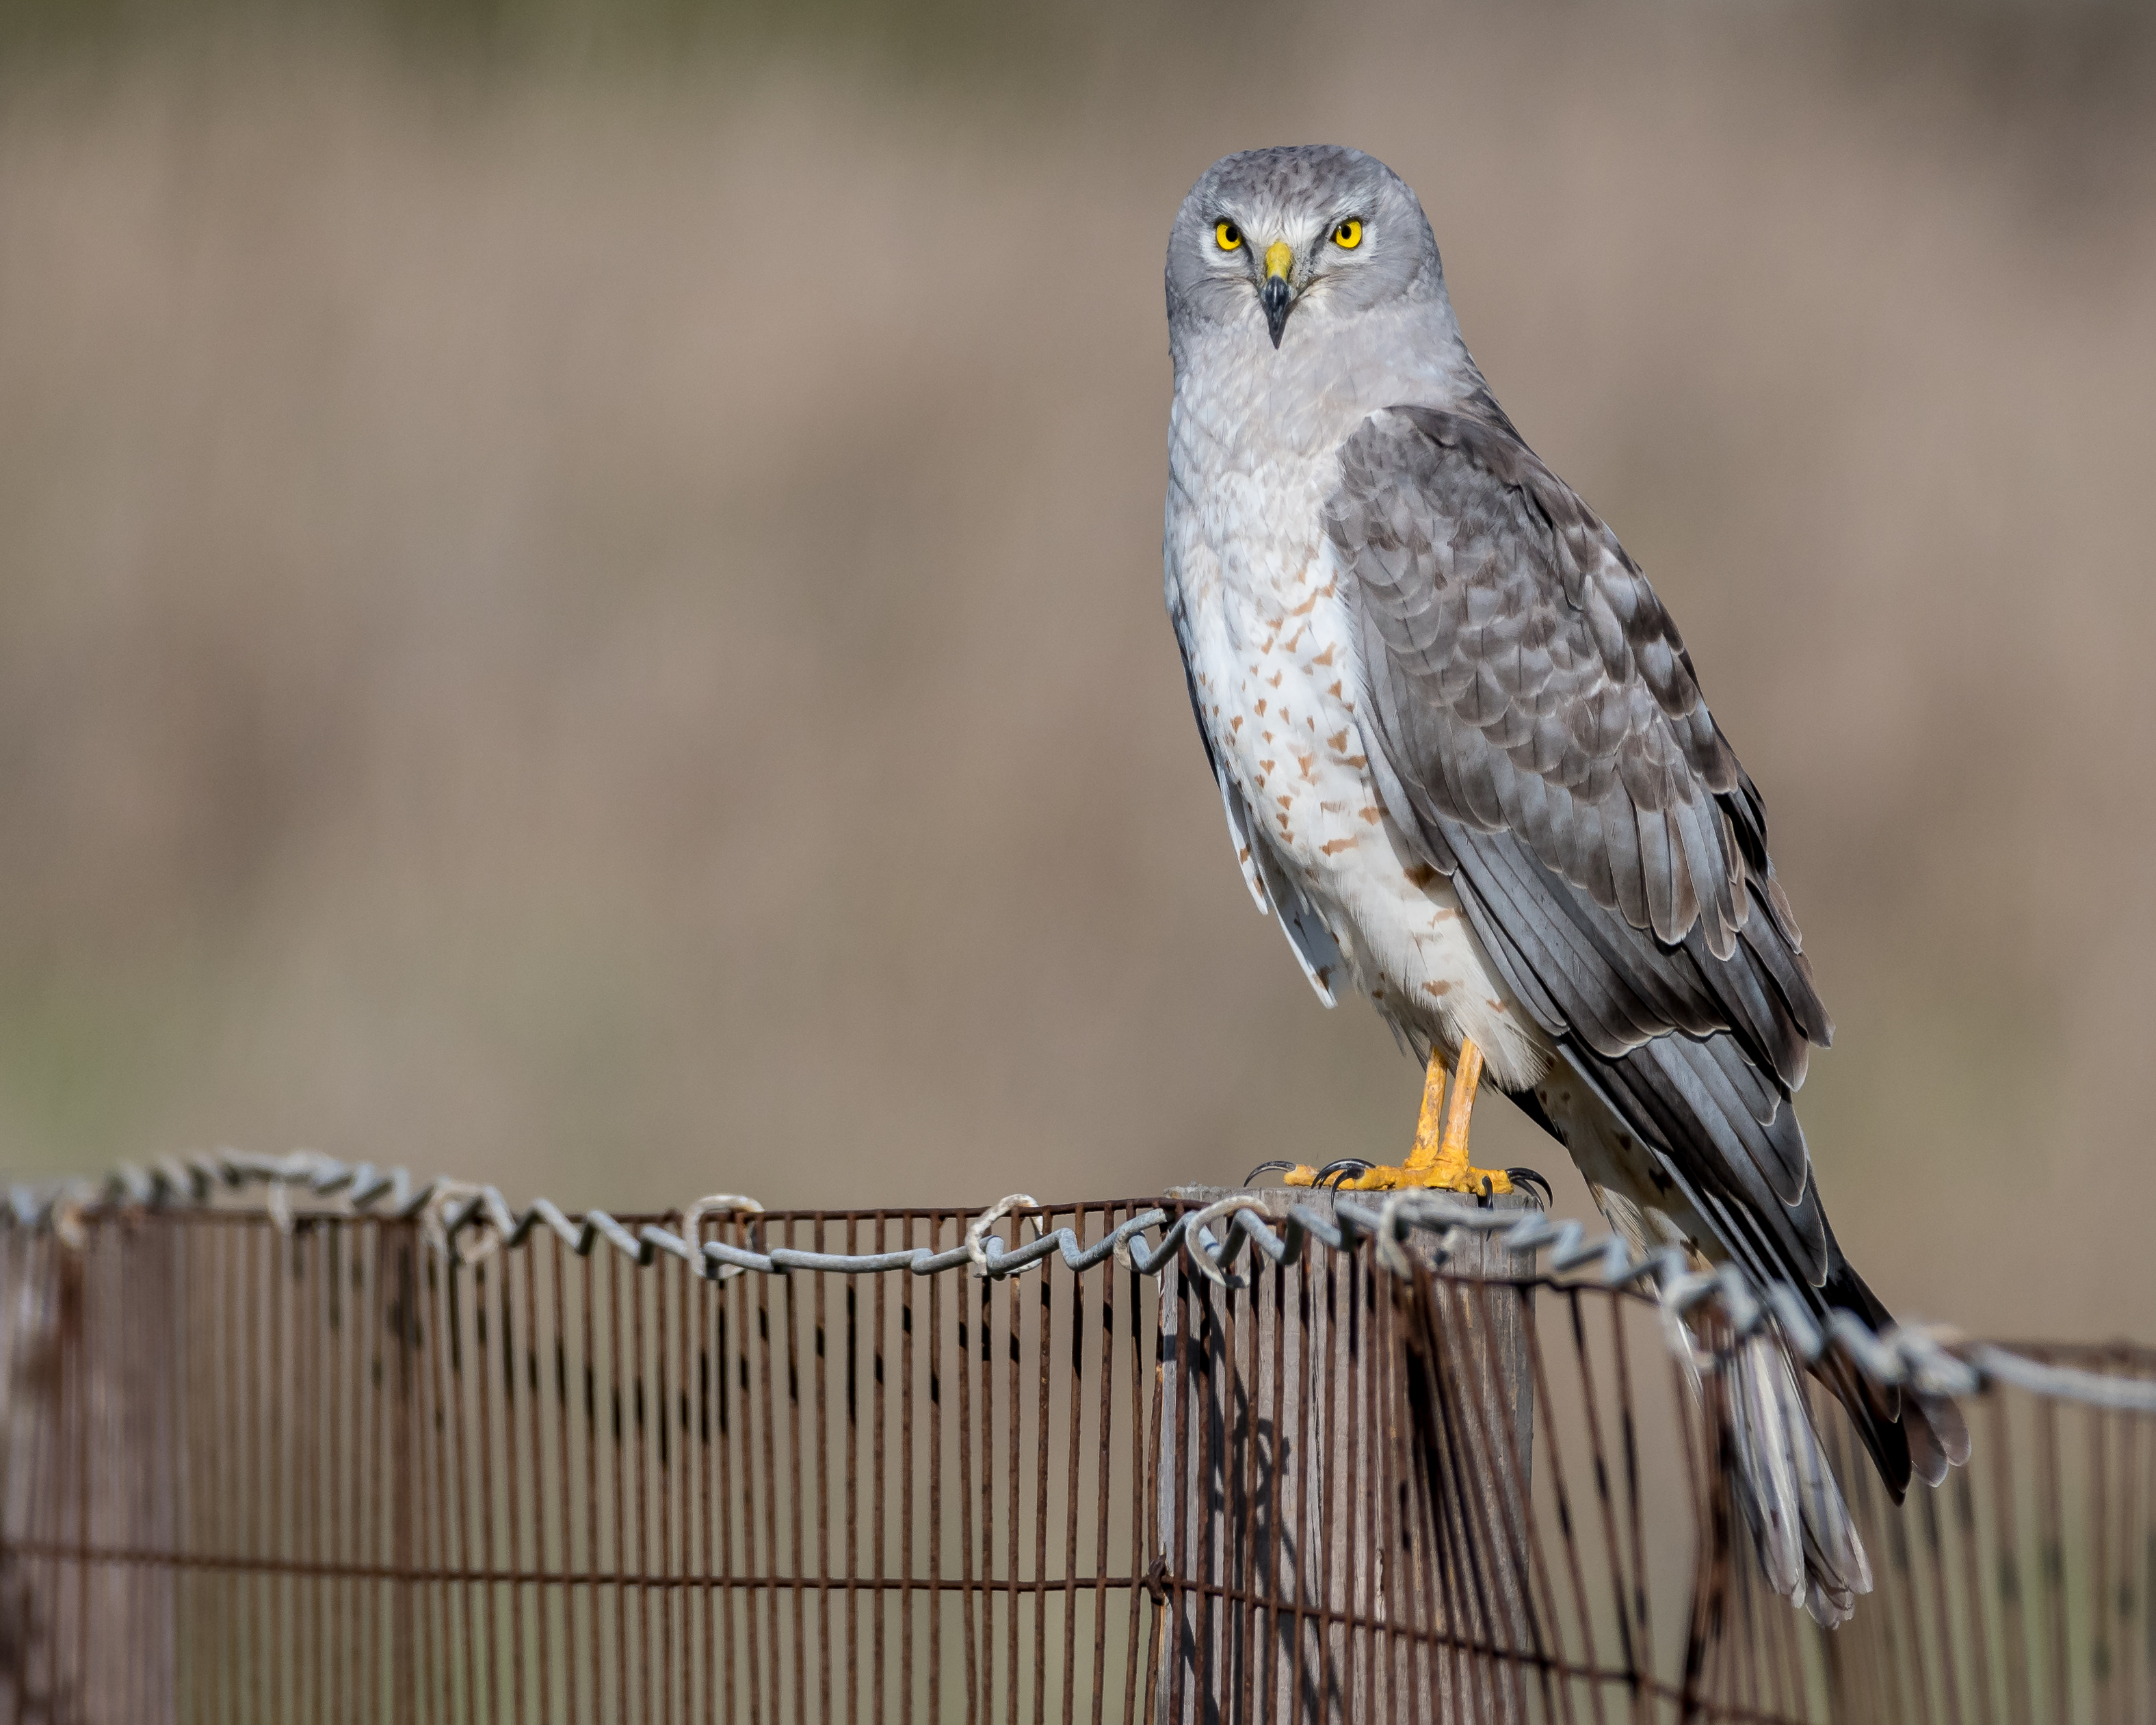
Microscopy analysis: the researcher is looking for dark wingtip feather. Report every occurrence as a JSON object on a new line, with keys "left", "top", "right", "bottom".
{"left": 1815, "top": 1242, "right": 1968, "bottom": 1500}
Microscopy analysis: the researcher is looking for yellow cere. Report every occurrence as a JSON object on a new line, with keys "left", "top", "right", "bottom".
{"left": 1332, "top": 219, "right": 1363, "bottom": 250}
{"left": 1264, "top": 240, "right": 1294, "bottom": 280}
{"left": 1215, "top": 220, "right": 1244, "bottom": 252}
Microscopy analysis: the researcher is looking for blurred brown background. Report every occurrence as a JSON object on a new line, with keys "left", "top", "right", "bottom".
{"left": 1, "top": 0, "right": 2151, "bottom": 1340}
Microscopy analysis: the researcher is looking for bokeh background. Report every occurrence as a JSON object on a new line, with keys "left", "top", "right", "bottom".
{"left": 1, "top": 0, "right": 2152, "bottom": 1341}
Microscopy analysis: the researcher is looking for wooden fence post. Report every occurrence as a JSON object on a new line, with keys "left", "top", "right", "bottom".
{"left": 0, "top": 1215, "right": 184, "bottom": 1724}
{"left": 1152, "top": 1184, "right": 1542, "bottom": 1724}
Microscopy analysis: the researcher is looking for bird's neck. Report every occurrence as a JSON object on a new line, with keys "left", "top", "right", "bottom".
{"left": 1170, "top": 300, "right": 1483, "bottom": 474}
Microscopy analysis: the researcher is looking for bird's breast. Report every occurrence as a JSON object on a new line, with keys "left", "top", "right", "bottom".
{"left": 1167, "top": 410, "right": 1365, "bottom": 870}
{"left": 1166, "top": 405, "right": 1551, "bottom": 1090}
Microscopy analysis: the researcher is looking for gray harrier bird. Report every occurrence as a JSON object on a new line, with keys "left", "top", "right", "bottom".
{"left": 1162, "top": 145, "right": 1966, "bottom": 1624}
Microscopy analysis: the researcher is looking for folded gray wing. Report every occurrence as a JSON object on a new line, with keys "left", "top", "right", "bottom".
{"left": 1329, "top": 406, "right": 1836, "bottom": 1284}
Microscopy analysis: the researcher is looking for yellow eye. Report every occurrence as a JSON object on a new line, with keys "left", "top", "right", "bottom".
{"left": 1332, "top": 218, "right": 1363, "bottom": 250}
{"left": 1214, "top": 220, "right": 1244, "bottom": 252}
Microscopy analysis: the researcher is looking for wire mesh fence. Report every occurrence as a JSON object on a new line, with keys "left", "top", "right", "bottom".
{"left": 0, "top": 1179, "right": 2149, "bottom": 1724}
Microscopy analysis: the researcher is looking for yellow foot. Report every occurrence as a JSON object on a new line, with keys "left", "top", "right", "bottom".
{"left": 1280, "top": 1160, "right": 1512, "bottom": 1196}
{"left": 1272, "top": 1038, "right": 1514, "bottom": 1196}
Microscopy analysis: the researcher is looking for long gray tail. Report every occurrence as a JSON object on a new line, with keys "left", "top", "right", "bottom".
{"left": 1718, "top": 1328, "right": 1871, "bottom": 1627}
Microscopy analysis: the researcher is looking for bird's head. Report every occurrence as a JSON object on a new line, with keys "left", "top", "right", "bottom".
{"left": 1166, "top": 146, "right": 1445, "bottom": 355}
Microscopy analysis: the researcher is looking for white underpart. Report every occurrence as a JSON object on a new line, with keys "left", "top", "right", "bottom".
{"left": 1166, "top": 341, "right": 1549, "bottom": 1094}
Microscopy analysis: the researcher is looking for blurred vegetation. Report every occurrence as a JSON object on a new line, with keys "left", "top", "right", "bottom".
{"left": 0, "top": 0, "right": 1157, "bottom": 73}
{"left": 3, "top": 0, "right": 2154, "bottom": 96}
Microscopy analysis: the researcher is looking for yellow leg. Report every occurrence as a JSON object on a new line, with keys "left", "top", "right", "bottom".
{"left": 1278, "top": 1039, "right": 1514, "bottom": 1196}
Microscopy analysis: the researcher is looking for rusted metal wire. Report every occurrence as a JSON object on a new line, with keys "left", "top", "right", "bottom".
{"left": 0, "top": 1166, "right": 2152, "bottom": 1722}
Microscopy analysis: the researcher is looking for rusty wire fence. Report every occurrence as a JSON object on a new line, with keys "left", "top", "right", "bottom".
{"left": 0, "top": 1159, "right": 2150, "bottom": 1724}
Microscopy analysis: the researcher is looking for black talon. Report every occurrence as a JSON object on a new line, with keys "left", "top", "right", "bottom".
{"left": 1506, "top": 1166, "right": 1553, "bottom": 1207}
{"left": 1314, "top": 1158, "right": 1369, "bottom": 1191}
{"left": 1244, "top": 1160, "right": 1298, "bottom": 1185}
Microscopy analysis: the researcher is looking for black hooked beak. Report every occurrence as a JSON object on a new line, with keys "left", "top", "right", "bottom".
{"left": 1261, "top": 240, "right": 1294, "bottom": 348}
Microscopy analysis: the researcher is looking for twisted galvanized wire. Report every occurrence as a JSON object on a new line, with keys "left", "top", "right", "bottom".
{"left": 8, "top": 1146, "right": 2150, "bottom": 1416}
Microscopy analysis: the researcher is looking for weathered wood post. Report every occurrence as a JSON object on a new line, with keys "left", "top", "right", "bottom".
{"left": 0, "top": 1213, "right": 184, "bottom": 1724}
{"left": 1152, "top": 1184, "right": 1542, "bottom": 1725}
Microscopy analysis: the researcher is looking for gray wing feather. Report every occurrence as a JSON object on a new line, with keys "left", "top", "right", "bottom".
{"left": 1329, "top": 405, "right": 1833, "bottom": 1287}
{"left": 1237, "top": 776, "right": 1346, "bottom": 1006}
